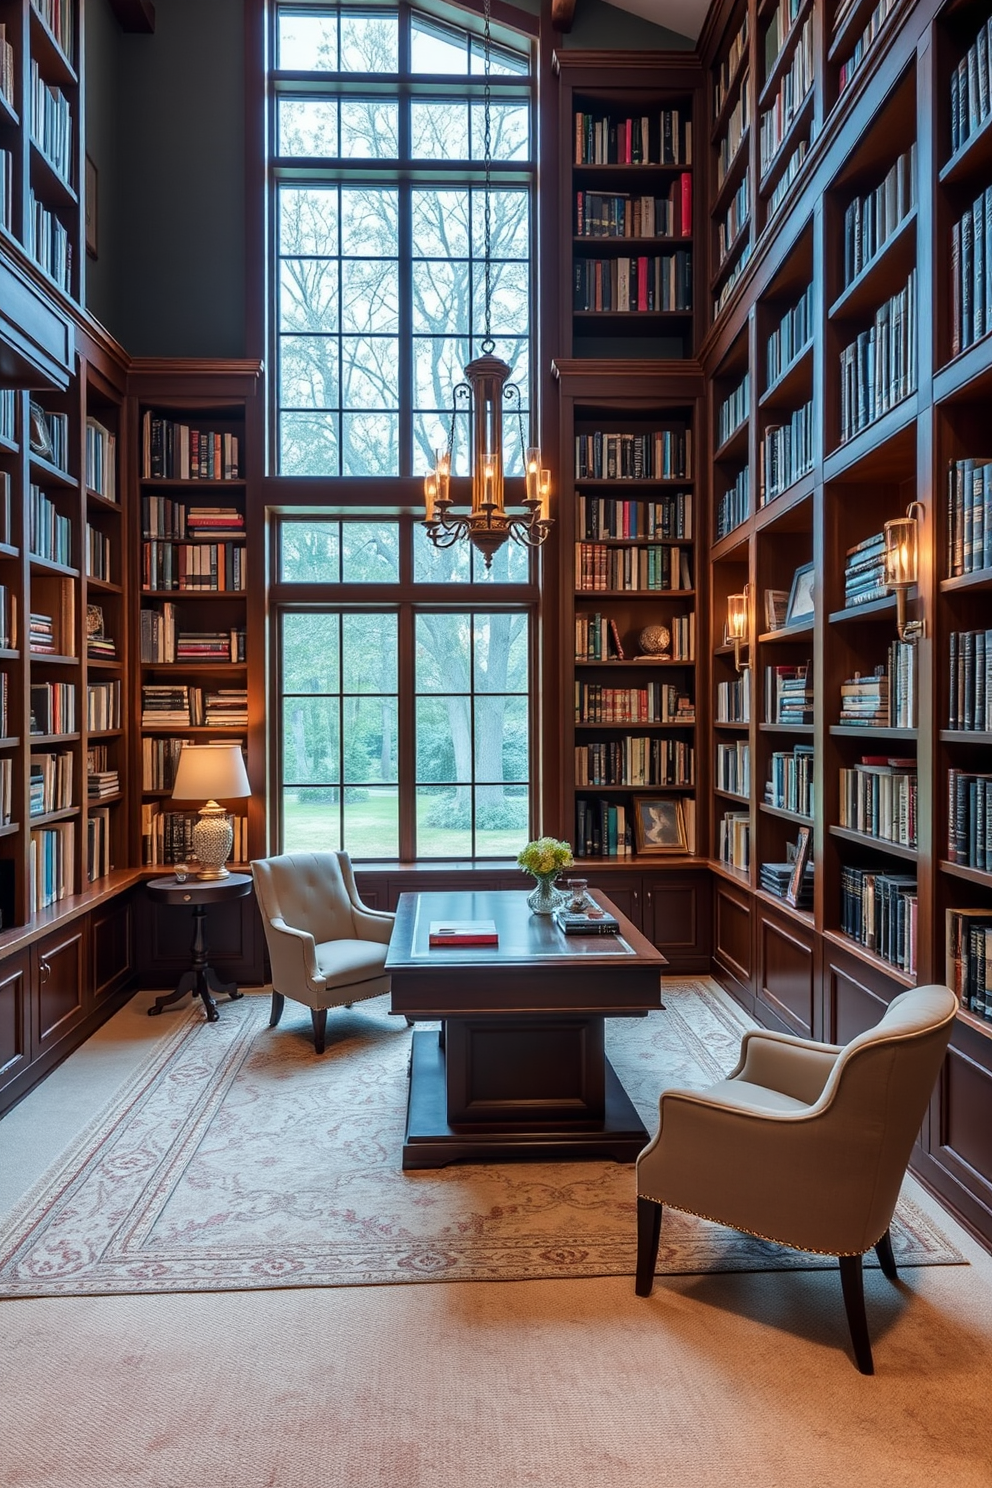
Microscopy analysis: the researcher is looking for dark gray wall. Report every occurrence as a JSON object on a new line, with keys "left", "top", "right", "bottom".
{"left": 561, "top": 0, "right": 692, "bottom": 50}
{"left": 84, "top": 0, "right": 123, "bottom": 334}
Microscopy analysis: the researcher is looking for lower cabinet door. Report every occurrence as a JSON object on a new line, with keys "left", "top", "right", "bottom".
{"left": 34, "top": 925, "right": 87, "bottom": 1055}
{"left": 0, "top": 950, "right": 31, "bottom": 1097}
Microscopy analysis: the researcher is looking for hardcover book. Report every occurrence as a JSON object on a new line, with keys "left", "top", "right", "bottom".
{"left": 554, "top": 909, "right": 620, "bottom": 936}
{"left": 428, "top": 920, "right": 499, "bottom": 947}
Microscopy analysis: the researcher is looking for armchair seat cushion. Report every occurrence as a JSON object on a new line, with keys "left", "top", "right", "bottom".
{"left": 700, "top": 1078, "right": 811, "bottom": 1114}
{"left": 315, "top": 938, "right": 389, "bottom": 990}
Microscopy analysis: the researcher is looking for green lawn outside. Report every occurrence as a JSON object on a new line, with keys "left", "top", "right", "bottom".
{"left": 282, "top": 793, "right": 527, "bottom": 859}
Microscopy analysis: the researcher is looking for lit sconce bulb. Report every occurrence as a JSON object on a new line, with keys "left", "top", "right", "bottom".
{"left": 483, "top": 453, "right": 496, "bottom": 506}
{"left": 435, "top": 449, "right": 451, "bottom": 506}
{"left": 424, "top": 471, "right": 437, "bottom": 523}
{"left": 526, "top": 446, "right": 540, "bottom": 505}
{"left": 539, "top": 469, "right": 552, "bottom": 522}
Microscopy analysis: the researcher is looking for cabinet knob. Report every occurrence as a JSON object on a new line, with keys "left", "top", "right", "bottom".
{"left": 647, "top": 890, "right": 652, "bottom": 903}
{"left": 39, "top": 959, "right": 50, "bottom": 982}
{"left": 632, "top": 890, "right": 638, "bottom": 904}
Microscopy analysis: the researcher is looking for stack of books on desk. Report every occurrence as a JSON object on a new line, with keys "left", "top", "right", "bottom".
{"left": 554, "top": 908, "right": 620, "bottom": 936}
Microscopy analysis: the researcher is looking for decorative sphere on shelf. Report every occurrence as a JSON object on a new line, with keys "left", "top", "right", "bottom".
{"left": 638, "top": 624, "right": 671, "bottom": 657}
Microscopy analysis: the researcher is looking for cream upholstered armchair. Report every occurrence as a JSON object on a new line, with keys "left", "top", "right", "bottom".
{"left": 635, "top": 984, "right": 957, "bottom": 1373}
{"left": 251, "top": 851, "right": 396, "bottom": 1054}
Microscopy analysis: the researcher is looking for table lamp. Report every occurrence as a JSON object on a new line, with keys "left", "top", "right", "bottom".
{"left": 171, "top": 744, "right": 251, "bottom": 879}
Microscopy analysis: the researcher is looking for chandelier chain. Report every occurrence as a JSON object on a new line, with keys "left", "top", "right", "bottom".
{"left": 482, "top": 0, "right": 493, "bottom": 352}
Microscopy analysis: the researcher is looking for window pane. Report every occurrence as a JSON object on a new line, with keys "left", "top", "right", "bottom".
{"left": 340, "top": 100, "right": 399, "bottom": 159}
{"left": 474, "top": 785, "right": 529, "bottom": 854}
{"left": 474, "top": 613, "right": 528, "bottom": 693}
{"left": 472, "top": 188, "right": 529, "bottom": 259}
{"left": 341, "top": 189, "right": 398, "bottom": 256}
{"left": 416, "top": 613, "right": 470, "bottom": 692}
{"left": 475, "top": 259, "right": 529, "bottom": 335}
{"left": 344, "top": 787, "right": 398, "bottom": 858}
{"left": 341, "top": 336, "right": 399, "bottom": 406}
{"left": 283, "top": 788, "right": 341, "bottom": 852}
{"left": 416, "top": 696, "right": 471, "bottom": 782}
{"left": 411, "top": 20, "right": 468, "bottom": 74}
{"left": 280, "top": 411, "right": 339, "bottom": 475}
{"left": 412, "top": 189, "right": 469, "bottom": 259}
{"left": 343, "top": 698, "right": 397, "bottom": 783}
{"left": 470, "top": 39, "right": 528, "bottom": 76}
{"left": 279, "top": 187, "right": 338, "bottom": 256}
{"left": 281, "top": 609, "right": 340, "bottom": 684}
{"left": 413, "top": 523, "right": 472, "bottom": 583}
{"left": 470, "top": 103, "right": 529, "bottom": 161}
{"left": 342, "top": 610, "right": 397, "bottom": 689}
{"left": 340, "top": 411, "right": 399, "bottom": 476}
{"left": 413, "top": 336, "right": 470, "bottom": 412}
{"left": 339, "top": 14, "right": 398, "bottom": 72}
{"left": 280, "top": 259, "right": 339, "bottom": 333}
{"left": 279, "top": 99, "right": 338, "bottom": 157}
{"left": 416, "top": 786, "right": 472, "bottom": 857}
{"left": 340, "top": 528, "right": 400, "bottom": 587}
{"left": 280, "top": 335, "right": 339, "bottom": 410}
{"left": 471, "top": 538, "right": 530, "bottom": 584}
{"left": 341, "top": 259, "right": 398, "bottom": 334}
{"left": 413, "top": 409, "right": 470, "bottom": 479}
{"left": 282, "top": 697, "right": 340, "bottom": 783}
{"left": 412, "top": 102, "right": 469, "bottom": 161}
{"left": 475, "top": 694, "right": 528, "bottom": 779}
{"left": 278, "top": 13, "right": 337, "bottom": 71}
{"left": 412, "top": 260, "right": 471, "bottom": 336}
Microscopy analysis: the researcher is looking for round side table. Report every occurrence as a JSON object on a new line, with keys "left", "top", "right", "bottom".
{"left": 146, "top": 873, "right": 253, "bottom": 1022}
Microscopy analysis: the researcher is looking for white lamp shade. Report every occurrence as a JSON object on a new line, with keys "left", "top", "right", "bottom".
{"left": 171, "top": 744, "right": 251, "bottom": 802}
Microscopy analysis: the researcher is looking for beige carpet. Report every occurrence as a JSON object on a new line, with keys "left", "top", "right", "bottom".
{"left": 0, "top": 980, "right": 962, "bottom": 1298}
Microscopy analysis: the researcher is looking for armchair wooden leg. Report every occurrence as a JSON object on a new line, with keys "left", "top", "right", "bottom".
{"left": 269, "top": 991, "right": 285, "bottom": 1029}
{"left": 311, "top": 1008, "right": 328, "bottom": 1055}
{"left": 635, "top": 1197, "right": 662, "bottom": 1297}
{"left": 874, "top": 1228, "right": 898, "bottom": 1281}
{"left": 839, "top": 1254, "right": 874, "bottom": 1375}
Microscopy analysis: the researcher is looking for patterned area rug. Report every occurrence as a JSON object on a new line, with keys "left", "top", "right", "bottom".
{"left": 0, "top": 980, "right": 964, "bottom": 1297}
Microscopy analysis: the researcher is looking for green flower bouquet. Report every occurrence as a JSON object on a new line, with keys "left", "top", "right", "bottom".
{"left": 517, "top": 836, "right": 574, "bottom": 915}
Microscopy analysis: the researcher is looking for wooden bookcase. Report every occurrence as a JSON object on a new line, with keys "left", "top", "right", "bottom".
{"left": 700, "top": 0, "right": 992, "bottom": 1247}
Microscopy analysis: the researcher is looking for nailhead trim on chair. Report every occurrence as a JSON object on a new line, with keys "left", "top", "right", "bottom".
{"left": 634, "top": 1191, "right": 888, "bottom": 1258}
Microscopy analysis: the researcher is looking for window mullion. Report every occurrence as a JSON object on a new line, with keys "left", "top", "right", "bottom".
{"left": 398, "top": 603, "right": 417, "bottom": 861}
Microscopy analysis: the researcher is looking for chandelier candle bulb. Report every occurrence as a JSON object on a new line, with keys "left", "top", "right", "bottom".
{"left": 526, "top": 447, "right": 541, "bottom": 504}
{"left": 436, "top": 449, "right": 451, "bottom": 506}
{"left": 540, "top": 469, "right": 552, "bottom": 521}
{"left": 424, "top": 472, "right": 437, "bottom": 523}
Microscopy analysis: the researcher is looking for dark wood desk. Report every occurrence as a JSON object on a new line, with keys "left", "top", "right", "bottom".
{"left": 386, "top": 889, "right": 666, "bottom": 1169}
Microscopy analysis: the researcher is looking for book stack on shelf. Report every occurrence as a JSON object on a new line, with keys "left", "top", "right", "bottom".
{"left": 759, "top": 14, "right": 814, "bottom": 179}
{"left": 29, "top": 750, "right": 72, "bottom": 815}
{"left": 576, "top": 185, "right": 691, "bottom": 240}
{"left": 839, "top": 756, "right": 917, "bottom": 846}
{"left": 574, "top": 736, "right": 694, "bottom": 787}
{"left": 175, "top": 629, "right": 247, "bottom": 663}
{"left": 760, "top": 404, "right": 813, "bottom": 502}
{"left": 30, "top": 59, "right": 72, "bottom": 183}
{"left": 575, "top": 542, "right": 691, "bottom": 592}
{"left": 573, "top": 252, "right": 692, "bottom": 313}
{"left": 574, "top": 428, "right": 691, "bottom": 479}
{"left": 716, "top": 668, "right": 750, "bottom": 723}
{"left": 759, "top": 857, "right": 813, "bottom": 909}
{"left": 767, "top": 284, "right": 813, "bottom": 384}
{"left": 29, "top": 822, "right": 74, "bottom": 911}
{"left": 946, "top": 909, "right": 992, "bottom": 1018}
{"left": 139, "top": 603, "right": 177, "bottom": 663}
{"left": 140, "top": 806, "right": 249, "bottom": 868}
{"left": 718, "top": 809, "right": 750, "bottom": 871}
{"left": 718, "top": 372, "right": 749, "bottom": 448}
{"left": 574, "top": 798, "right": 632, "bottom": 859}
{"left": 141, "top": 415, "right": 241, "bottom": 481}
{"left": 717, "top": 176, "right": 750, "bottom": 271}
{"left": 843, "top": 531, "right": 887, "bottom": 607}
{"left": 142, "top": 736, "right": 195, "bottom": 791}
{"left": 842, "top": 145, "right": 916, "bottom": 285}
{"left": 717, "top": 737, "right": 749, "bottom": 796}
{"left": 838, "top": 269, "right": 917, "bottom": 443}
{"left": 765, "top": 663, "right": 813, "bottom": 725}
{"left": 575, "top": 613, "right": 625, "bottom": 662}
{"left": 949, "top": 188, "right": 992, "bottom": 358}
{"left": 839, "top": 645, "right": 916, "bottom": 728}
{"left": 574, "top": 106, "right": 692, "bottom": 166}
{"left": 949, "top": 18, "right": 992, "bottom": 161}
{"left": 85, "top": 417, "right": 117, "bottom": 500}
{"left": 577, "top": 490, "right": 692, "bottom": 540}
{"left": 575, "top": 680, "right": 693, "bottom": 723}
{"left": 85, "top": 523, "right": 111, "bottom": 581}
{"left": 28, "top": 485, "right": 71, "bottom": 565}
{"left": 85, "top": 679, "right": 120, "bottom": 732}
{"left": 716, "top": 467, "right": 749, "bottom": 539}
{"left": 947, "top": 769, "right": 992, "bottom": 870}
{"left": 948, "top": 630, "right": 992, "bottom": 731}
{"left": 835, "top": 0, "right": 899, "bottom": 95}
{"left": 840, "top": 867, "right": 917, "bottom": 975}
{"left": 86, "top": 604, "right": 115, "bottom": 660}
{"left": 29, "top": 680, "right": 73, "bottom": 734}
{"left": 947, "top": 460, "right": 992, "bottom": 575}
{"left": 714, "top": 12, "right": 747, "bottom": 119}
{"left": 766, "top": 743, "right": 813, "bottom": 815}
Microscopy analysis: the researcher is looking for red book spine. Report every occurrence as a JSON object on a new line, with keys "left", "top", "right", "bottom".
{"left": 681, "top": 172, "right": 692, "bottom": 236}
{"left": 637, "top": 256, "right": 648, "bottom": 311}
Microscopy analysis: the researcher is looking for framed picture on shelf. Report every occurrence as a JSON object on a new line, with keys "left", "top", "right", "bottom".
{"left": 764, "top": 588, "right": 789, "bottom": 631}
{"left": 785, "top": 563, "right": 815, "bottom": 625}
{"left": 28, "top": 401, "right": 53, "bottom": 460}
{"left": 632, "top": 796, "right": 686, "bottom": 854}
{"left": 786, "top": 825, "right": 812, "bottom": 906}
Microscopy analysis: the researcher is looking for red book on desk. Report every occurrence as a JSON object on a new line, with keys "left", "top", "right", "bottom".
{"left": 429, "top": 920, "right": 499, "bottom": 947}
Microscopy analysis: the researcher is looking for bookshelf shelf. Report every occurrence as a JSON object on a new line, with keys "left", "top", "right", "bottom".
{"left": 938, "top": 106, "right": 992, "bottom": 187}
{"left": 827, "top": 207, "right": 917, "bottom": 323}
{"left": 759, "top": 339, "right": 814, "bottom": 408}
{"left": 940, "top": 730, "right": 992, "bottom": 745}
{"left": 754, "top": 886, "right": 815, "bottom": 929}
{"left": 829, "top": 724, "right": 918, "bottom": 739}
{"left": 821, "top": 929, "right": 917, "bottom": 988}
{"left": 954, "top": 1006, "right": 992, "bottom": 1041}
{"left": 715, "top": 787, "right": 750, "bottom": 803}
{"left": 826, "top": 595, "right": 898, "bottom": 624}
{"left": 758, "top": 721, "right": 813, "bottom": 734}
{"left": 829, "top": 823, "right": 918, "bottom": 861}
{"left": 940, "top": 860, "right": 992, "bottom": 889}
{"left": 759, "top": 801, "right": 812, "bottom": 824}
{"left": 940, "top": 568, "right": 992, "bottom": 595}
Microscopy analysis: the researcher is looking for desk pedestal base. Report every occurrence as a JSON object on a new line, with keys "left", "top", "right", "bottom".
{"left": 402, "top": 1027, "right": 649, "bottom": 1169}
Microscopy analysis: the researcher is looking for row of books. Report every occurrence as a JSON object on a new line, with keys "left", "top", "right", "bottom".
{"left": 718, "top": 371, "right": 749, "bottom": 449}
{"left": 29, "top": 484, "right": 71, "bottom": 566}
{"left": 141, "top": 413, "right": 241, "bottom": 482}
{"left": 574, "top": 681, "right": 694, "bottom": 725}
{"left": 141, "top": 497, "right": 245, "bottom": 541}
{"left": 86, "top": 416, "right": 117, "bottom": 501}
{"left": 33, "top": 0, "right": 75, "bottom": 63}
{"left": 141, "top": 540, "right": 246, "bottom": 592}
{"left": 947, "top": 459, "right": 992, "bottom": 577}
{"left": 768, "top": 136, "right": 809, "bottom": 221}
{"left": 716, "top": 738, "right": 749, "bottom": 797}
{"left": 0, "top": 584, "right": 15, "bottom": 650}
{"left": 29, "top": 750, "right": 72, "bottom": 816}
{"left": 30, "top": 60, "right": 72, "bottom": 184}
{"left": 29, "top": 680, "right": 74, "bottom": 735}
{"left": 85, "top": 523, "right": 112, "bottom": 583}
{"left": 717, "top": 177, "right": 749, "bottom": 269}
{"left": 716, "top": 87, "right": 748, "bottom": 187}
{"left": 574, "top": 738, "right": 695, "bottom": 788}
{"left": 142, "top": 736, "right": 245, "bottom": 793}
{"left": 574, "top": 429, "right": 692, "bottom": 481}
{"left": 0, "top": 756, "right": 10, "bottom": 826}
{"left": 29, "top": 822, "right": 74, "bottom": 911}
{"left": 0, "top": 148, "right": 10, "bottom": 234}
{"left": 141, "top": 686, "right": 248, "bottom": 728}
{"left": 718, "top": 810, "right": 750, "bottom": 871}
{"left": 840, "top": 867, "right": 917, "bottom": 974}
{"left": 843, "top": 530, "right": 887, "bottom": 607}
{"left": 948, "top": 17, "right": 992, "bottom": 158}
{"left": 946, "top": 908, "right": 992, "bottom": 1019}
{"left": 714, "top": 15, "right": 747, "bottom": 120}
{"left": 175, "top": 629, "right": 247, "bottom": 663}
{"left": 87, "top": 806, "right": 112, "bottom": 883}
{"left": 573, "top": 252, "right": 692, "bottom": 314}
{"left": 839, "top": 757, "right": 917, "bottom": 847}
{"left": 86, "top": 680, "right": 121, "bottom": 733}
{"left": 948, "top": 629, "right": 992, "bottom": 732}
{"left": 716, "top": 670, "right": 750, "bottom": 724}
{"left": 575, "top": 182, "right": 692, "bottom": 240}
{"left": 575, "top": 543, "right": 692, "bottom": 594}
{"left": 762, "top": 0, "right": 802, "bottom": 80}
{"left": 767, "top": 283, "right": 813, "bottom": 388}
{"left": 836, "top": 0, "right": 899, "bottom": 95}
{"left": 28, "top": 192, "right": 71, "bottom": 293}
{"left": 842, "top": 145, "right": 916, "bottom": 289}
{"left": 716, "top": 466, "right": 749, "bottom": 540}
{"left": 87, "top": 769, "right": 120, "bottom": 800}
{"left": 950, "top": 188, "right": 992, "bottom": 359}
{"left": 0, "top": 26, "right": 13, "bottom": 110}
{"left": 947, "top": 769, "right": 992, "bottom": 871}
{"left": 574, "top": 796, "right": 696, "bottom": 858}
{"left": 758, "top": 14, "right": 813, "bottom": 175}
{"left": 760, "top": 402, "right": 813, "bottom": 503}
{"left": 839, "top": 643, "right": 916, "bottom": 728}
{"left": 764, "top": 663, "right": 813, "bottom": 726}
{"left": 766, "top": 743, "right": 814, "bottom": 817}
{"left": 715, "top": 240, "right": 752, "bottom": 318}
{"left": 576, "top": 492, "right": 692, "bottom": 542}
{"left": 86, "top": 605, "right": 115, "bottom": 660}
{"left": 838, "top": 269, "right": 918, "bottom": 445}
{"left": 574, "top": 108, "right": 692, "bottom": 167}
{"left": 759, "top": 858, "right": 813, "bottom": 910}
{"left": 141, "top": 806, "right": 248, "bottom": 867}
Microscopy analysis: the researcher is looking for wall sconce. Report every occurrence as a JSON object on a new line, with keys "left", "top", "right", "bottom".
{"left": 727, "top": 588, "right": 750, "bottom": 672}
{"left": 883, "top": 502, "right": 925, "bottom": 644}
